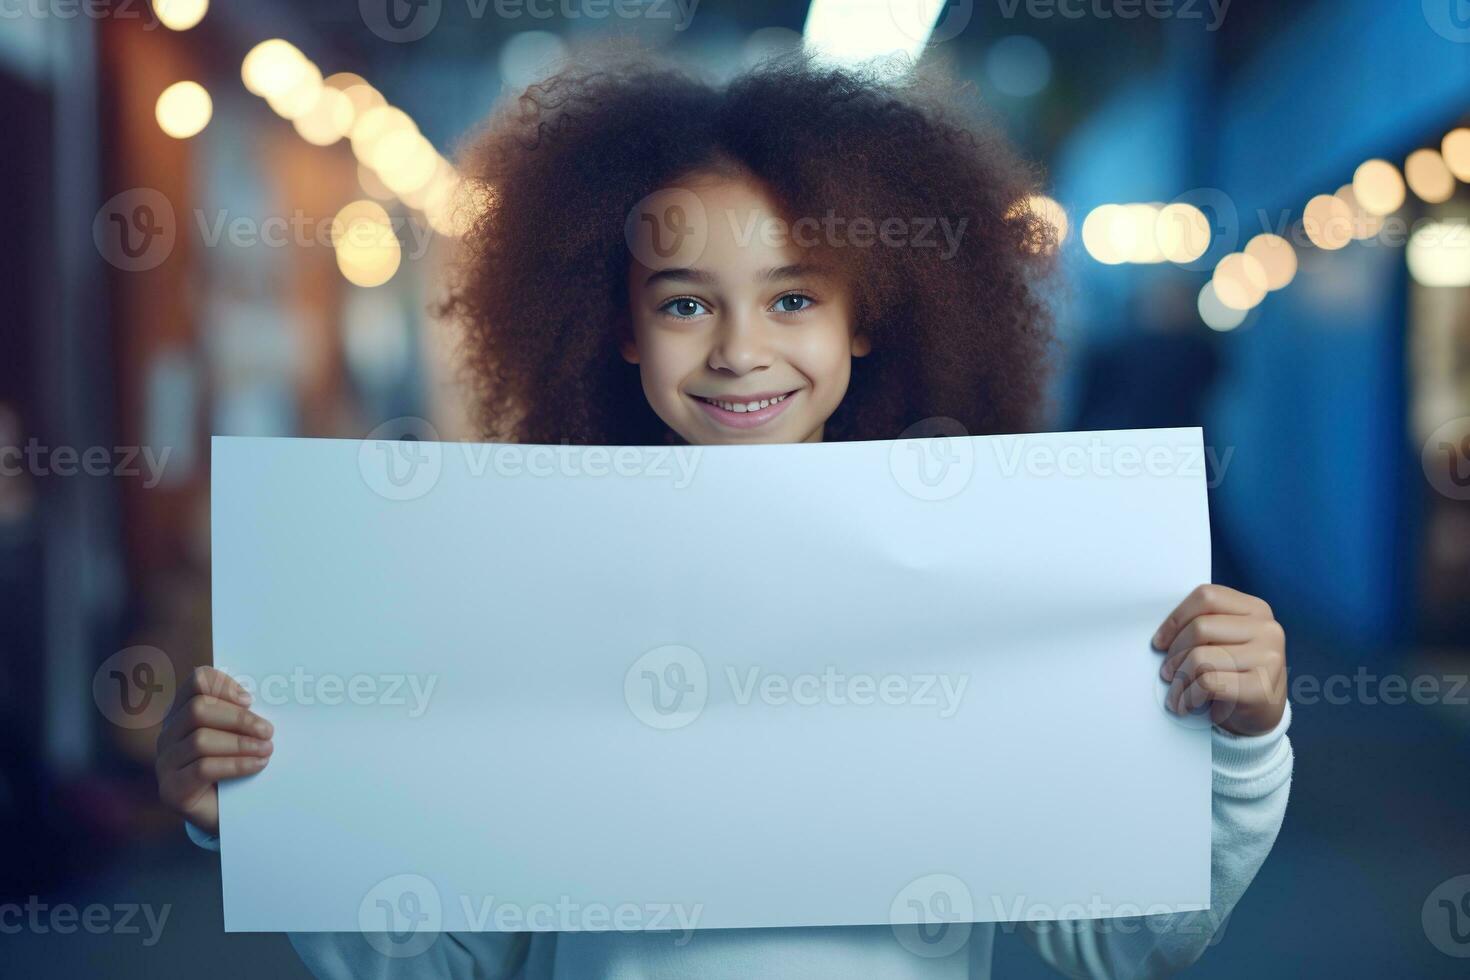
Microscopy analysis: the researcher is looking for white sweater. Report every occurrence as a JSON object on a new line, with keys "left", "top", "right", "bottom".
{"left": 188, "top": 701, "right": 1292, "bottom": 979}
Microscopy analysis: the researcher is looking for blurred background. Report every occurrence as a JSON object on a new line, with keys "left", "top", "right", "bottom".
{"left": 3, "top": 0, "right": 1470, "bottom": 976}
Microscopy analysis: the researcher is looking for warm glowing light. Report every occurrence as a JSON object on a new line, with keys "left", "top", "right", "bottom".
{"left": 1407, "top": 221, "right": 1470, "bottom": 287}
{"left": 152, "top": 0, "right": 207, "bottom": 30}
{"left": 242, "top": 39, "right": 309, "bottom": 98}
{"left": 333, "top": 200, "right": 401, "bottom": 287}
{"left": 1156, "top": 202, "right": 1210, "bottom": 263}
{"left": 1244, "top": 233, "right": 1297, "bottom": 291}
{"left": 1082, "top": 204, "right": 1126, "bottom": 264}
{"left": 351, "top": 106, "right": 417, "bottom": 163}
{"left": 155, "top": 80, "right": 212, "bottom": 139}
{"left": 1303, "top": 193, "right": 1353, "bottom": 250}
{"left": 339, "top": 83, "right": 386, "bottom": 118}
{"left": 1405, "top": 149, "right": 1456, "bottom": 204}
{"left": 1334, "top": 184, "right": 1384, "bottom": 240}
{"left": 371, "top": 130, "right": 439, "bottom": 195}
{"left": 1352, "top": 159, "right": 1405, "bottom": 216}
{"left": 1198, "top": 282, "right": 1246, "bottom": 331}
{"left": 1123, "top": 204, "right": 1163, "bottom": 263}
{"left": 293, "top": 86, "right": 355, "bottom": 146}
{"left": 1212, "top": 252, "right": 1268, "bottom": 310}
{"left": 266, "top": 59, "right": 323, "bottom": 119}
{"left": 1443, "top": 128, "right": 1470, "bottom": 182}
{"left": 358, "top": 164, "right": 395, "bottom": 201}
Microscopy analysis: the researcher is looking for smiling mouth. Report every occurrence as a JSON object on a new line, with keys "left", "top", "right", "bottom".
{"left": 690, "top": 389, "right": 800, "bottom": 428}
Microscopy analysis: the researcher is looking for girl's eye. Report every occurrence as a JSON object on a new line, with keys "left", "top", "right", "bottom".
{"left": 772, "top": 293, "right": 815, "bottom": 314}
{"left": 660, "top": 297, "right": 710, "bottom": 319}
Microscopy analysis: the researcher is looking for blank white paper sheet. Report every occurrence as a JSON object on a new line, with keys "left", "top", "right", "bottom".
{"left": 211, "top": 427, "right": 1212, "bottom": 934}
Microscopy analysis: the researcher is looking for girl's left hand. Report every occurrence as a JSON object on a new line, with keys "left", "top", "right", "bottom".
{"left": 1151, "top": 583, "right": 1287, "bottom": 736}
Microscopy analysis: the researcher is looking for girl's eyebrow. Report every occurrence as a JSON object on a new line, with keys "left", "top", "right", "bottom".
{"left": 760, "top": 262, "right": 830, "bottom": 282}
{"left": 643, "top": 267, "right": 716, "bottom": 288}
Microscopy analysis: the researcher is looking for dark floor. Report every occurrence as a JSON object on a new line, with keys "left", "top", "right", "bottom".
{"left": 9, "top": 649, "right": 1470, "bottom": 978}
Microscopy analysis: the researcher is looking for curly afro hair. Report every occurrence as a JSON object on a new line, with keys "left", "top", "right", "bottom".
{"left": 440, "top": 47, "right": 1058, "bottom": 445}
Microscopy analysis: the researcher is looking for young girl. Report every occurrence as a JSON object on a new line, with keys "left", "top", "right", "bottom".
{"left": 157, "top": 51, "right": 1293, "bottom": 979}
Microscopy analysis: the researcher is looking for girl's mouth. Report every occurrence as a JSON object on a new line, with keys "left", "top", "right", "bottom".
{"left": 691, "top": 389, "right": 799, "bottom": 429}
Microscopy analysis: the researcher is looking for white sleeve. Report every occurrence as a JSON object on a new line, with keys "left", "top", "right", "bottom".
{"left": 1019, "top": 700, "right": 1294, "bottom": 978}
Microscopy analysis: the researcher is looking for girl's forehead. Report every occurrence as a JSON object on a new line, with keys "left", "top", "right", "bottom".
{"left": 627, "top": 176, "right": 817, "bottom": 284}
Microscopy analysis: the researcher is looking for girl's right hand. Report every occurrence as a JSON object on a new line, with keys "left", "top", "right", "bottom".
{"left": 154, "top": 666, "right": 274, "bottom": 835}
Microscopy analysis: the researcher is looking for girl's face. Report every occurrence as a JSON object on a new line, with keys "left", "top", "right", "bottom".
{"left": 622, "top": 172, "right": 869, "bottom": 446}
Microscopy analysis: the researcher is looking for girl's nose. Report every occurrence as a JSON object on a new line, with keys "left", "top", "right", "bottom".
{"left": 707, "top": 313, "right": 774, "bottom": 375}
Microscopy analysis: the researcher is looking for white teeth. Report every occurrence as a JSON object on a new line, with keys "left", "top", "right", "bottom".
{"left": 702, "top": 392, "right": 789, "bottom": 413}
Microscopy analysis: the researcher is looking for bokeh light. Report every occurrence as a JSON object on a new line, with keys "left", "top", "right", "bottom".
{"left": 1303, "top": 193, "right": 1353, "bottom": 250}
{"left": 333, "top": 200, "right": 401, "bottom": 288}
{"left": 1197, "top": 281, "right": 1247, "bottom": 331}
{"left": 1404, "top": 148, "right": 1455, "bottom": 204}
{"left": 152, "top": 0, "right": 207, "bottom": 31}
{"left": 154, "top": 80, "right": 212, "bottom": 139}
{"left": 1351, "top": 159, "right": 1405, "bottom": 216}
{"left": 1244, "top": 233, "right": 1298, "bottom": 291}
{"left": 1212, "top": 252, "right": 1269, "bottom": 310}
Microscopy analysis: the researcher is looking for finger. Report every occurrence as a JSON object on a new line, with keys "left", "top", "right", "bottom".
{"left": 158, "top": 727, "right": 274, "bottom": 772}
{"left": 1166, "top": 614, "right": 1264, "bottom": 661}
{"left": 1161, "top": 645, "right": 1241, "bottom": 684}
{"left": 179, "top": 666, "right": 252, "bottom": 708}
{"left": 162, "top": 695, "right": 273, "bottom": 744}
{"left": 1152, "top": 584, "right": 1272, "bottom": 650}
{"left": 176, "top": 755, "right": 269, "bottom": 788}
{"left": 1174, "top": 669, "right": 1242, "bottom": 714}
